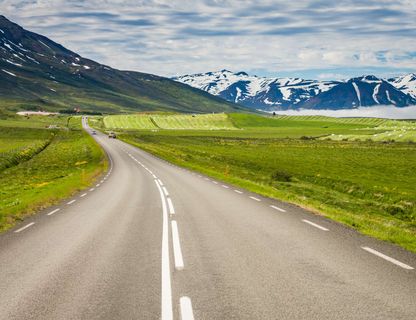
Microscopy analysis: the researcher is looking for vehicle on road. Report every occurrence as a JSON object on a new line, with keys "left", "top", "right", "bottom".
{"left": 108, "top": 131, "right": 116, "bottom": 139}
{"left": 91, "top": 130, "right": 96, "bottom": 135}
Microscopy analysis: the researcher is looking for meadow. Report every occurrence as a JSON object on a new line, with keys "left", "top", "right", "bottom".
{"left": 98, "top": 113, "right": 416, "bottom": 252}
{"left": 0, "top": 115, "right": 107, "bottom": 231}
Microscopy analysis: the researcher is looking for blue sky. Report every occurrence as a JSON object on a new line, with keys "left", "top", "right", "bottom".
{"left": 1, "top": 0, "right": 415, "bottom": 79}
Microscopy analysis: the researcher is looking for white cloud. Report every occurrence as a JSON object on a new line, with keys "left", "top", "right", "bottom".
{"left": 0, "top": 0, "right": 415, "bottom": 78}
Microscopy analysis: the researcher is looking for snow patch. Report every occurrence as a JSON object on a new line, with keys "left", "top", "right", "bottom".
{"left": 38, "top": 40, "right": 51, "bottom": 50}
{"left": 386, "top": 90, "right": 396, "bottom": 105}
{"left": 352, "top": 82, "right": 361, "bottom": 106}
{"left": 372, "top": 84, "right": 381, "bottom": 104}
{"left": 2, "top": 69, "right": 16, "bottom": 77}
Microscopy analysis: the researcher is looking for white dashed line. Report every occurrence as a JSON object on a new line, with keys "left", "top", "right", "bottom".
{"left": 249, "top": 196, "right": 261, "bottom": 201}
{"left": 14, "top": 222, "right": 35, "bottom": 233}
{"left": 204, "top": 177, "right": 210, "bottom": 181}
{"left": 222, "top": 185, "right": 229, "bottom": 189}
{"left": 234, "top": 190, "right": 243, "bottom": 194}
{"left": 361, "top": 247, "right": 414, "bottom": 270}
{"left": 212, "top": 181, "right": 218, "bottom": 184}
{"left": 270, "top": 205, "right": 286, "bottom": 212}
{"left": 167, "top": 198, "right": 175, "bottom": 215}
{"left": 180, "top": 296, "right": 195, "bottom": 320}
{"left": 67, "top": 200, "right": 76, "bottom": 205}
{"left": 90, "top": 188, "right": 95, "bottom": 192}
{"left": 96, "top": 184, "right": 100, "bottom": 187}
{"left": 47, "top": 208, "right": 60, "bottom": 216}
{"left": 80, "top": 193, "right": 87, "bottom": 198}
{"left": 171, "top": 220, "right": 185, "bottom": 270}
{"left": 302, "top": 219, "right": 329, "bottom": 231}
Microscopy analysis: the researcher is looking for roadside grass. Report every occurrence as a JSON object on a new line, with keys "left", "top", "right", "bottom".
{"left": 0, "top": 116, "right": 107, "bottom": 232}
{"left": 116, "top": 113, "right": 416, "bottom": 252}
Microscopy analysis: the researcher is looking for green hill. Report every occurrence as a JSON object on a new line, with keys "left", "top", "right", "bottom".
{"left": 0, "top": 15, "right": 243, "bottom": 114}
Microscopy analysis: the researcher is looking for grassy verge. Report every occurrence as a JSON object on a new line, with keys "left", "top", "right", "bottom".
{"left": 0, "top": 116, "right": 107, "bottom": 232}
{"left": 118, "top": 131, "right": 416, "bottom": 252}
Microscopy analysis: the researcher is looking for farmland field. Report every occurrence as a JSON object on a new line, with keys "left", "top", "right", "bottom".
{"left": 105, "top": 113, "right": 416, "bottom": 252}
{"left": 0, "top": 115, "right": 107, "bottom": 231}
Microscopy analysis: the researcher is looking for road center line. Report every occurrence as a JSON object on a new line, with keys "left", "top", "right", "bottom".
{"left": 158, "top": 179, "right": 164, "bottom": 186}
{"left": 249, "top": 196, "right": 261, "bottom": 201}
{"left": 47, "top": 208, "right": 60, "bottom": 216}
{"left": 14, "top": 222, "right": 35, "bottom": 233}
{"left": 162, "top": 187, "right": 169, "bottom": 196}
{"left": 154, "top": 180, "right": 173, "bottom": 320}
{"left": 167, "top": 198, "right": 175, "bottom": 215}
{"left": 270, "top": 205, "right": 286, "bottom": 212}
{"left": 67, "top": 200, "right": 76, "bottom": 205}
{"left": 302, "top": 219, "right": 329, "bottom": 231}
{"left": 234, "top": 190, "right": 243, "bottom": 194}
{"left": 361, "top": 247, "right": 414, "bottom": 270}
{"left": 180, "top": 296, "right": 195, "bottom": 320}
{"left": 171, "top": 220, "right": 185, "bottom": 270}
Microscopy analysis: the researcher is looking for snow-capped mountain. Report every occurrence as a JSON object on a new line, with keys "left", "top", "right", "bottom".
{"left": 173, "top": 71, "right": 416, "bottom": 110}
{"left": 173, "top": 70, "right": 339, "bottom": 109}
{"left": 388, "top": 73, "right": 416, "bottom": 99}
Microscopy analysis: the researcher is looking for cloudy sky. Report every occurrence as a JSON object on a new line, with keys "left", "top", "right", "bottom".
{"left": 1, "top": 0, "right": 415, "bottom": 79}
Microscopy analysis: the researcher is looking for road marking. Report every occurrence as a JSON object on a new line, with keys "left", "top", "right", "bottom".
{"left": 15, "top": 222, "right": 35, "bottom": 233}
{"left": 154, "top": 180, "right": 173, "bottom": 320}
{"left": 158, "top": 179, "right": 164, "bottom": 186}
{"left": 90, "top": 188, "right": 95, "bottom": 192}
{"left": 198, "top": 175, "right": 202, "bottom": 178}
{"left": 234, "top": 190, "right": 243, "bottom": 194}
{"left": 204, "top": 177, "right": 210, "bottom": 181}
{"left": 47, "top": 208, "right": 60, "bottom": 216}
{"left": 361, "top": 247, "right": 414, "bottom": 270}
{"left": 302, "top": 219, "right": 329, "bottom": 231}
{"left": 167, "top": 198, "right": 175, "bottom": 215}
{"left": 270, "top": 205, "right": 286, "bottom": 212}
{"left": 96, "top": 183, "right": 100, "bottom": 187}
{"left": 222, "top": 185, "right": 229, "bottom": 189}
{"left": 171, "top": 221, "right": 185, "bottom": 270}
{"left": 212, "top": 181, "right": 218, "bottom": 184}
{"left": 249, "top": 196, "right": 261, "bottom": 201}
{"left": 67, "top": 200, "right": 76, "bottom": 205}
{"left": 80, "top": 193, "right": 87, "bottom": 197}
{"left": 180, "top": 297, "right": 195, "bottom": 320}
{"left": 162, "top": 187, "right": 169, "bottom": 196}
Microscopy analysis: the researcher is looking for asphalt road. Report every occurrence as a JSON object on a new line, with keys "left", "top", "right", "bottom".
{"left": 0, "top": 118, "right": 415, "bottom": 320}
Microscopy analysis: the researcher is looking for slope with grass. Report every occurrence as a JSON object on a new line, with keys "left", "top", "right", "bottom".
{"left": 0, "top": 15, "right": 241, "bottom": 114}
{"left": 114, "top": 114, "right": 416, "bottom": 252}
{"left": 0, "top": 116, "right": 106, "bottom": 231}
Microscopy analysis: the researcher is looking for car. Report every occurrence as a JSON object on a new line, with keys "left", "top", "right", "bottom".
{"left": 108, "top": 131, "right": 116, "bottom": 139}
{"left": 91, "top": 130, "right": 96, "bottom": 135}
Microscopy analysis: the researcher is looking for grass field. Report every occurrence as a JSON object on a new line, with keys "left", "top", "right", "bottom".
{"left": 103, "top": 113, "right": 237, "bottom": 130}
{"left": 111, "top": 113, "right": 416, "bottom": 252}
{"left": 0, "top": 115, "right": 107, "bottom": 232}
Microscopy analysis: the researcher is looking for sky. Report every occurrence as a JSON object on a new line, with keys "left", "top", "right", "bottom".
{"left": 1, "top": 0, "right": 416, "bottom": 80}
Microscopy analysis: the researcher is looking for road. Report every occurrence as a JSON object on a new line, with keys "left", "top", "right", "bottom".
{"left": 0, "top": 118, "right": 415, "bottom": 320}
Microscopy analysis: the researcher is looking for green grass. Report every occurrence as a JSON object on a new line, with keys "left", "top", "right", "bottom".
{"left": 114, "top": 113, "right": 416, "bottom": 252}
{"left": 103, "top": 113, "right": 238, "bottom": 130}
{"left": 0, "top": 116, "right": 107, "bottom": 232}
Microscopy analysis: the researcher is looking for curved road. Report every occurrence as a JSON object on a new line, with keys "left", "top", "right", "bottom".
{"left": 0, "top": 118, "right": 415, "bottom": 319}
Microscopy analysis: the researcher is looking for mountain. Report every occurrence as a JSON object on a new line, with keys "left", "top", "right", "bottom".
{"left": 173, "top": 70, "right": 416, "bottom": 110}
{"left": 0, "top": 16, "right": 242, "bottom": 114}
{"left": 388, "top": 73, "right": 416, "bottom": 99}
{"left": 173, "top": 70, "right": 339, "bottom": 109}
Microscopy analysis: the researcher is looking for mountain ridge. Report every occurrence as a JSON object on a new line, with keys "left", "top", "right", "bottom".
{"left": 173, "top": 70, "right": 416, "bottom": 110}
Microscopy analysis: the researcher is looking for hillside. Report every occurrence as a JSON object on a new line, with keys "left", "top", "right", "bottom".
{"left": 0, "top": 16, "right": 242, "bottom": 114}
{"left": 173, "top": 70, "right": 416, "bottom": 110}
